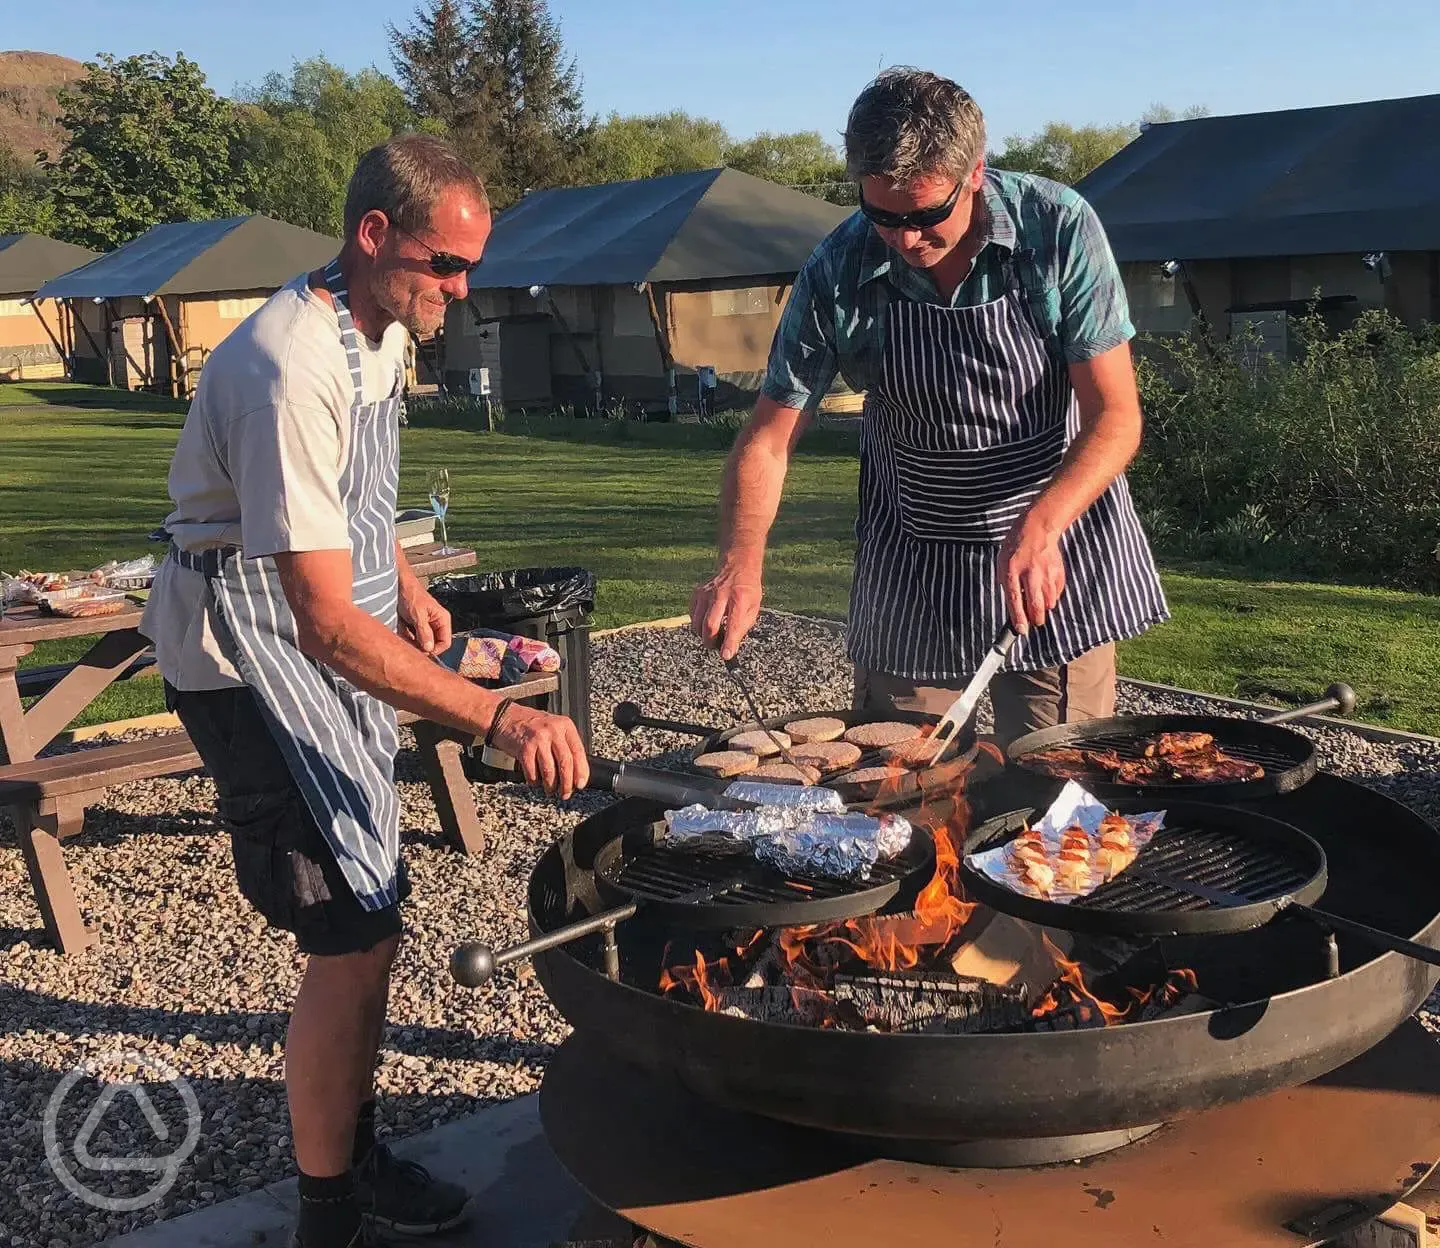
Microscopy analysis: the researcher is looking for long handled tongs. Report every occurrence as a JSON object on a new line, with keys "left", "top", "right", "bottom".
{"left": 720, "top": 653, "right": 809, "bottom": 773}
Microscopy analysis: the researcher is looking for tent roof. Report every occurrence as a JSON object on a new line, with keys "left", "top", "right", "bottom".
{"left": 1076, "top": 93, "right": 1440, "bottom": 262}
{"left": 467, "top": 167, "right": 850, "bottom": 289}
{"left": 0, "top": 233, "right": 99, "bottom": 297}
{"left": 34, "top": 215, "right": 340, "bottom": 300}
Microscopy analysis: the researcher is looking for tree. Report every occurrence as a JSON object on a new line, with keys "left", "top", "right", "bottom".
{"left": 387, "top": 0, "right": 488, "bottom": 165}
{"left": 470, "top": 0, "right": 590, "bottom": 204}
{"left": 1141, "top": 103, "right": 1211, "bottom": 125}
{"left": 987, "top": 121, "right": 1136, "bottom": 186}
{"left": 0, "top": 140, "right": 55, "bottom": 235}
{"left": 40, "top": 52, "right": 252, "bottom": 250}
{"left": 989, "top": 105, "right": 1211, "bottom": 187}
{"left": 390, "top": 0, "right": 589, "bottom": 205}
{"left": 237, "top": 57, "right": 424, "bottom": 235}
{"left": 584, "top": 110, "right": 728, "bottom": 182}
{"left": 724, "top": 130, "right": 845, "bottom": 191}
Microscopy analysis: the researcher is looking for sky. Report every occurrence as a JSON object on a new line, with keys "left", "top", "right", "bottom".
{"left": 7, "top": 0, "right": 1440, "bottom": 144}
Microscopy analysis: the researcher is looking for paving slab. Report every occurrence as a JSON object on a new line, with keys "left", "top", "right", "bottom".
{"left": 103, "top": 1095, "right": 596, "bottom": 1247}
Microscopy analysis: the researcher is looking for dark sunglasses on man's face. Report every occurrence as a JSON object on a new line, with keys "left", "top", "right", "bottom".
{"left": 390, "top": 220, "right": 475, "bottom": 278}
{"left": 859, "top": 181, "right": 963, "bottom": 232}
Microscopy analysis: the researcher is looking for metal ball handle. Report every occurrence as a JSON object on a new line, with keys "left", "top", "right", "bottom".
{"left": 450, "top": 941, "right": 499, "bottom": 987}
{"left": 610, "top": 701, "right": 717, "bottom": 738}
{"left": 1260, "top": 682, "right": 1358, "bottom": 726}
{"left": 613, "top": 701, "right": 644, "bottom": 732}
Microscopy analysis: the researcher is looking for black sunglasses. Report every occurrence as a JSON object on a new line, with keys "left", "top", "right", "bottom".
{"left": 859, "top": 182, "right": 964, "bottom": 231}
{"left": 390, "top": 220, "right": 475, "bottom": 278}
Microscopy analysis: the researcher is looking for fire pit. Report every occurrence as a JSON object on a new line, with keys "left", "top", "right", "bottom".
{"left": 516, "top": 771, "right": 1440, "bottom": 1165}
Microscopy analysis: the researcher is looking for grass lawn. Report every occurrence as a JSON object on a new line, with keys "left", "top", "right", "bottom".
{"left": 4, "top": 382, "right": 1439, "bottom": 735}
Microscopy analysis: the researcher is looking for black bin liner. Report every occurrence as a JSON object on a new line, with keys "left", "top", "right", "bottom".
{"left": 429, "top": 567, "right": 596, "bottom": 756}
{"left": 430, "top": 566, "right": 595, "bottom": 628}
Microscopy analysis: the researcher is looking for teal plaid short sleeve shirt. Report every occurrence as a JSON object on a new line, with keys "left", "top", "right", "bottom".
{"left": 762, "top": 168, "right": 1135, "bottom": 411}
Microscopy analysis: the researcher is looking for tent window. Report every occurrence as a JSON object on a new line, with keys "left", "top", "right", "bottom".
{"left": 0, "top": 299, "right": 28, "bottom": 317}
{"left": 711, "top": 287, "right": 769, "bottom": 317}
{"left": 218, "top": 297, "right": 268, "bottom": 320}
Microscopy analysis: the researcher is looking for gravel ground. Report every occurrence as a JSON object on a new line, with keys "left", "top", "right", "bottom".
{"left": 1, "top": 609, "right": 1437, "bottom": 1245}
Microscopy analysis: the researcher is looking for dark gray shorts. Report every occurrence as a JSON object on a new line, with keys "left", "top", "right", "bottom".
{"left": 168, "top": 682, "right": 410, "bottom": 956}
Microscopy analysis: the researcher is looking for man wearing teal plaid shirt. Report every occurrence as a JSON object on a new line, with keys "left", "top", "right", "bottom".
{"left": 693, "top": 68, "right": 1168, "bottom": 743}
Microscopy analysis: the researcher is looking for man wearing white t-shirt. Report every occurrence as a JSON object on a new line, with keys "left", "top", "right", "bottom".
{"left": 143, "top": 135, "right": 589, "bottom": 1248}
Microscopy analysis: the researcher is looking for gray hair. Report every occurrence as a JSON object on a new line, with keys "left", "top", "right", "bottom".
{"left": 844, "top": 68, "right": 987, "bottom": 186}
{"left": 343, "top": 134, "right": 489, "bottom": 238}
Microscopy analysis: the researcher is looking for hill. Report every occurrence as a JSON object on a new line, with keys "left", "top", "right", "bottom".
{"left": 0, "top": 50, "right": 85, "bottom": 160}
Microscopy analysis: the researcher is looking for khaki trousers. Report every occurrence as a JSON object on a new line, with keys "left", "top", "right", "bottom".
{"left": 852, "top": 642, "right": 1117, "bottom": 748}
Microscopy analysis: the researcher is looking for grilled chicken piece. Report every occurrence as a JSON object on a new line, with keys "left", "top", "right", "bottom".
{"left": 1116, "top": 757, "right": 1169, "bottom": 784}
{"left": 1028, "top": 746, "right": 1093, "bottom": 776}
{"left": 1164, "top": 754, "right": 1265, "bottom": 782}
{"left": 1028, "top": 745, "right": 1126, "bottom": 777}
{"left": 1144, "top": 731, "right": 1215, "bottom": 758}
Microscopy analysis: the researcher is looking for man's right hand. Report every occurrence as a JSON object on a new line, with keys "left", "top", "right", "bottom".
{"left": 690, "top": 564, "right": 763, "bottom": 660}
{"left": 490, "top": 703, "right": 590, "bottom": 799}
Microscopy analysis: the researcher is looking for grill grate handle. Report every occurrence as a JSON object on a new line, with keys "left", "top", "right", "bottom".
{"left": 1259, "top": 682, "right": 1357, "bottom": 725}
{"left": 612, "top": 701, "right": 718, "bottom": 738}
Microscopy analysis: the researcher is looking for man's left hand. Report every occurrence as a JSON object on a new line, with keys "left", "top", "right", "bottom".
{"left": 999, "top": 513, "right": 1066, "bottom": 634}
{"left": 399, "top": 580, "right": 453, "bottom": 655}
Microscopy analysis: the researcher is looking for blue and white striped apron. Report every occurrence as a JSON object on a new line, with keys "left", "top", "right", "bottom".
{"left": 849, "top": 261, "right": 1168, "bottom": 682}
{"left": 176, "top": 259, "right": 405, "bottom": 910}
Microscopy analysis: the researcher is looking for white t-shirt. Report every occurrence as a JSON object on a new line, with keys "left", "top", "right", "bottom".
{"left": 141, "top": 273, "right": 409, "bottom": 689}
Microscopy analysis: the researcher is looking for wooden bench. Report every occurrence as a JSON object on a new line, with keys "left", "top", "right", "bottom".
{"left": 0, "top": 733, "right": 203, "bottom": 953}
{"left": 0, "top": 670, "right": 560, "bottom": 955}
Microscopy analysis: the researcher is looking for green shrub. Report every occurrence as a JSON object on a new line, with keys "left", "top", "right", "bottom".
{"left": 1134, "top": 310, "right": 1440, "bottom": 590}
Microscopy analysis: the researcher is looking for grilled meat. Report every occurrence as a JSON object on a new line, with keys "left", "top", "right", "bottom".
{"left": 1144, "top": 731, "right": 1215, "bottom": 758}
{"left": 1115, "top": 757, "right": 1169, "bottom": 785}
{"left": 1163, "top": 753, "right": 1265, "bottom": 782}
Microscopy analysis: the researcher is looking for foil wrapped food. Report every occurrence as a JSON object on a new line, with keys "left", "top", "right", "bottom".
{"left": 720, "top": 781, "right": 845, "bottom": 812}
{"left": 661, "top": 804, "right": 912, "bottom": 880}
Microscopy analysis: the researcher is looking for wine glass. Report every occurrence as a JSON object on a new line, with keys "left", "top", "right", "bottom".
{"left": 427, "top": 468, "right": 457, "bottom": 555}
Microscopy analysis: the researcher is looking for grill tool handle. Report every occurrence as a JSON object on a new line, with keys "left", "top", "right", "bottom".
{"left": 585, "top": 756, "right": 749, "bottom": 809}
{"left": 450, "top": 904, "right": 638, "bottom": 988}
{"left": 612, "top": 701, "right": 718, "bottom": 738}
{"left": 1259, "top": 683, "right": 1357, "bottom": 725}
{"left": 1285, "top": 902, "right": 1440, "bottom": 970}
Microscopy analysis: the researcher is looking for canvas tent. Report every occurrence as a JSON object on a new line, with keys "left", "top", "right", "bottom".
{"left": 35, "top": 214, "right": 339, "bottom": 396}
{"left": 1077, "top": 93, "right": 1440, "bottom": 351}
{"left": 444, "top": 167, "right": 850, "bottom": 411}
{"left": 0, "top": 233, "right": 100, "bottom": 381}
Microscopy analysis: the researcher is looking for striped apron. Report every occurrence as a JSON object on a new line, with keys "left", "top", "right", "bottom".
{"left": 849, "top": 261, "right": 1168, "bottom": 682}
{"left": 175, "top": 259, "right": 404, "bottom": 910}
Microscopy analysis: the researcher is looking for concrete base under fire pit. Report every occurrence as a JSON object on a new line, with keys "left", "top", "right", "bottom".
{"left": 541, "top": 1021, "right": 1440, "bottom": 1248}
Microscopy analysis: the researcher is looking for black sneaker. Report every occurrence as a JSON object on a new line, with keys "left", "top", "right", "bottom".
{"left": 354, "top": 1141, "right": 471, "bottom": 1236}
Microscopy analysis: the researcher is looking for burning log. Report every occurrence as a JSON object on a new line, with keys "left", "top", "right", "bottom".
{"left": 831, "top": 970, "right": 1030, "bottom": 1034}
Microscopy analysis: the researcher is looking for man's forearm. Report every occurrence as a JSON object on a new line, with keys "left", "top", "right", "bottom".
{"left": 1026, "top": 404, "right": 1141, "bottom": 537}
{"left": 717, "top": 400, "right": 806, "bottom": 570}
{"left": 297, "top": 605, "right": 502, "bottom": 738}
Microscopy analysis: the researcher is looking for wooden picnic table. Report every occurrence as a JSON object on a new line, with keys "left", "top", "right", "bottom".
{"left": 0, "top": 543, "right": 562, "bottom": 952}
{"left": 0, "top": 541, "right": 481, "bottom": 765}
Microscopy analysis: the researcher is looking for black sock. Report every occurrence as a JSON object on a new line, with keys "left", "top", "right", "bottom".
{"left": 352, "top": 1099, "right": 377, "bottom": 1168}
{"left": 296, "top": 1170, "right": 359, "bottom": 1247}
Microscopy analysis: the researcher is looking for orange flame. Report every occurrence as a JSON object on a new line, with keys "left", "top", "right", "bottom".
{"left": 1030, "top": 934, "right": 1129, "bottom": 1025}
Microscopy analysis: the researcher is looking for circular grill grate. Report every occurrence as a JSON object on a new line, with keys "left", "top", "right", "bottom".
{"left": 1030, "top": 731, "right": 1302, "bottom": 788}
{"left": 1007, "top": 714, "right": 1319, "bottom": 799}
{"left": 1077, "top": 820, "right": 1316, "bottom": 915}
{"left": 605, "top": 843, "right": 915, "bottom": 907}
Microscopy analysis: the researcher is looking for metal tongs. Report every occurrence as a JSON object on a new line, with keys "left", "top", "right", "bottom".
{"left": 921, "top": 624, "right": 1019, "bottom": 765}
{"left": 719, "top": 653, "right": 809, "bottom": 773}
